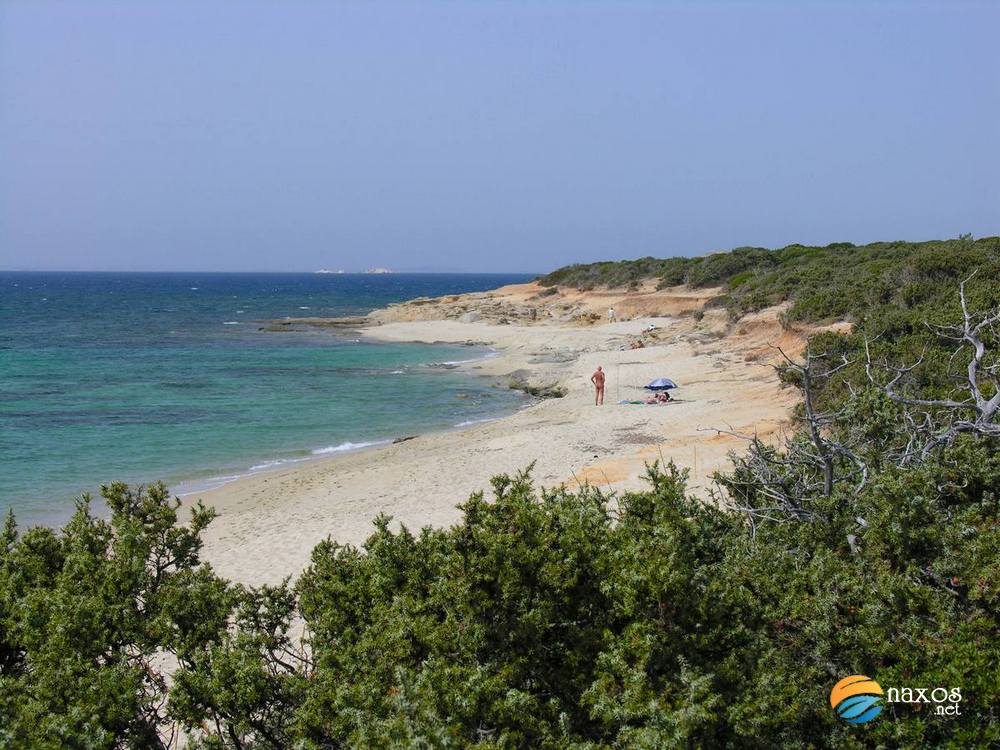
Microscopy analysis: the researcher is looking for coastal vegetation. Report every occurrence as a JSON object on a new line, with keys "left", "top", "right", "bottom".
{"left": 2, "top": 240, "right": 999, "bottom": 748}
{"left": 539, "top": 235, "right": 1000, "bottom": 323}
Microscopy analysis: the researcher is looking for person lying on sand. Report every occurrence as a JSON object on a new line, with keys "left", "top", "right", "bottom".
{"left": 591, "top": 366, "right": 605, "bottom": 405}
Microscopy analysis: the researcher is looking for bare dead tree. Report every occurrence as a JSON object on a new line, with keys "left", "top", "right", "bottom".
{"left": 705, "top": 344, "right": 867, "bottom": 532}
{"left": 776, "top": 345, "right": 855, "bottom": 497}
{"left": 713, "top": 431, "right": 824, "bottom": 537}
{"left": 866, "top": 271, "right": 1000, "bottom": 459}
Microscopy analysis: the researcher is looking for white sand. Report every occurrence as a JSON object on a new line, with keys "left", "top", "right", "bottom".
{"left": 196, "top": 301, "right": 810, "bottom": 585}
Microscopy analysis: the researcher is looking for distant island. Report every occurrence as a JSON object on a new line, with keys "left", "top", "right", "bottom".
{"left": 313, "top": 268, "right": 393, "bottom": 274}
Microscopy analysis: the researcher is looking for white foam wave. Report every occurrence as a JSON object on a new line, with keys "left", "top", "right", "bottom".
{"left": 311, "top": 440, "right": 389, "bottom": 455}
{"left": 223, "top": 321, "right": 239, "bottom": 325}
{"left": 455, "top": 417, "right": 498, "bottom": 427}
{"left": 248, "top": 457, "right": 309, "bottom": 471}
{"left": 434, "top": 350, "right": 499, "bottom": 366}
{"left": 178, "top": 443, "right": 383, "bottom": 495}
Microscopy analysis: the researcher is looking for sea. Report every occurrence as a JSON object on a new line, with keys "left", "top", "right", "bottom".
{"left": 0, "top": 272, "right": 533, "bottom": 526}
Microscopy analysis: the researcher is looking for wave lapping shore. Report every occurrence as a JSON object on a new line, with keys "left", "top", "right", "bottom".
{"left": 1, "top": 272, "right": 533, "bottom": 524}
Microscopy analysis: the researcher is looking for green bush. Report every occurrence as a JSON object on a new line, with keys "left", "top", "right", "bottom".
{"left": 5, "top": 445, "right": 997, "bottom": 747}
{"left": 538, "top": 236, "right": 1000, "bottom": 325}
{"left": 0, "top": 483, "right": 232, "bottom": 749}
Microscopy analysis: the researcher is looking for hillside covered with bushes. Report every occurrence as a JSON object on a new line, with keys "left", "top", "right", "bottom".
{"left": 2, "top": 238, "right": 999, "bottom": 748}
{"left": 539, "top": 235, "right": 1000, "bottom": 323}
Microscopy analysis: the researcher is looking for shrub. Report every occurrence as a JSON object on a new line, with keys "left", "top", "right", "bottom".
{"left": 538, "top": 236, "right": 1000, "bottom": 324}
{"left": 0, "top": 483, "right": 233, "bottom": 749}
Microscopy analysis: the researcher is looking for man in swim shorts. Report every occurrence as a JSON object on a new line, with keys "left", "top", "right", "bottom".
{"left": 591, "top": 365, "right": 606, "bottom": 406}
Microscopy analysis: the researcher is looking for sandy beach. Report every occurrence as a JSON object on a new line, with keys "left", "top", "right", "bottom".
{"left": 198, "top": 283, "right": 826, "bottom": 585}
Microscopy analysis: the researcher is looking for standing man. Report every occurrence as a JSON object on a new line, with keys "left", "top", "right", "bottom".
{"left": 591, "top": 365, "right": 606, "bottom": 406}
{"left": 608, "top": 307, "right": 617, "bottom": 323}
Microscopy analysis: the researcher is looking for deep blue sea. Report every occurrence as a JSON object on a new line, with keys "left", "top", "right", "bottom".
{"left": 0, "top": 272, "right": 533, "bottom": 525}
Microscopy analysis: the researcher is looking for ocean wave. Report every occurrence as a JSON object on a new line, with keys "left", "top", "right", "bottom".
{"left": 454, "top": 417, "right": 498, "bottom": 427}
{"left": 174, "top": 473, "right": 247, "bottom": 496}
{"left": 206, "top": 441, "right": 388, "bottom": 480}
{"left": 430, "top": 350, "right": 498, "bottom": 367}
{"left": 248, "top": 457, "right": 310, "bottom": 471}
{"left": 312, "top": 440, "right": 389, "bottom": 455}
{"left": 327, "top": 366, "right": 410, "bottom": 376}
{"left": 223, "top": 321, "right": 239, "bottom": 325}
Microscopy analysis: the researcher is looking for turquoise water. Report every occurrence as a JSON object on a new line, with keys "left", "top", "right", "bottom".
{"left": 0, "top": 272, "right": 532, "bottom": 525}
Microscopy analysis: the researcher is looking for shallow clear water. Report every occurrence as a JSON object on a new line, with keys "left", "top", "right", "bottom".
{"left": 0, "top": 272, "right": 532, "bottom": 525}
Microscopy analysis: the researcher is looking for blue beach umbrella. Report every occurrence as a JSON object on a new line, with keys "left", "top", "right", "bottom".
{"left": 644, "top": 378, "right": 678, "bottom": 391}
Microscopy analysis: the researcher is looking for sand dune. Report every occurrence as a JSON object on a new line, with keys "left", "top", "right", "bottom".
{"left": 198, "top": 289, "right": 823, "bottom": 585}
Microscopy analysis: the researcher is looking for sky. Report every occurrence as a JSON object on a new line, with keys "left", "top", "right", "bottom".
{"left": 0, "top": 1, "right": 997, "bottom": 273}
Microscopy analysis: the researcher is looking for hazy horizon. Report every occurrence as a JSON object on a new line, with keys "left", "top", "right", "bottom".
{"left": 2, "top": 234, "right": 998, "bottom": 276}
{"left": 2, "top": 1, "right": 997, "bottom": 273}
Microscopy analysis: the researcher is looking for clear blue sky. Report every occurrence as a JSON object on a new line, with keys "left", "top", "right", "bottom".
{"left": 1, "top": 1, "right": 996, "bottom": 273}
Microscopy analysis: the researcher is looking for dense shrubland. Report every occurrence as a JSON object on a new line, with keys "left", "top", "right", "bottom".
{"left": 2, "top": 240, "right": 999, "bottom": 748}
{"left": 538, "top": 236, "right": 1000, "bottom": 324}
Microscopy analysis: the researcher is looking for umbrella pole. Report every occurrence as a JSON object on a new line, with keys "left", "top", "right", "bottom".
{"left": 617, "top": 361, "right": 620, "bottom": 403}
